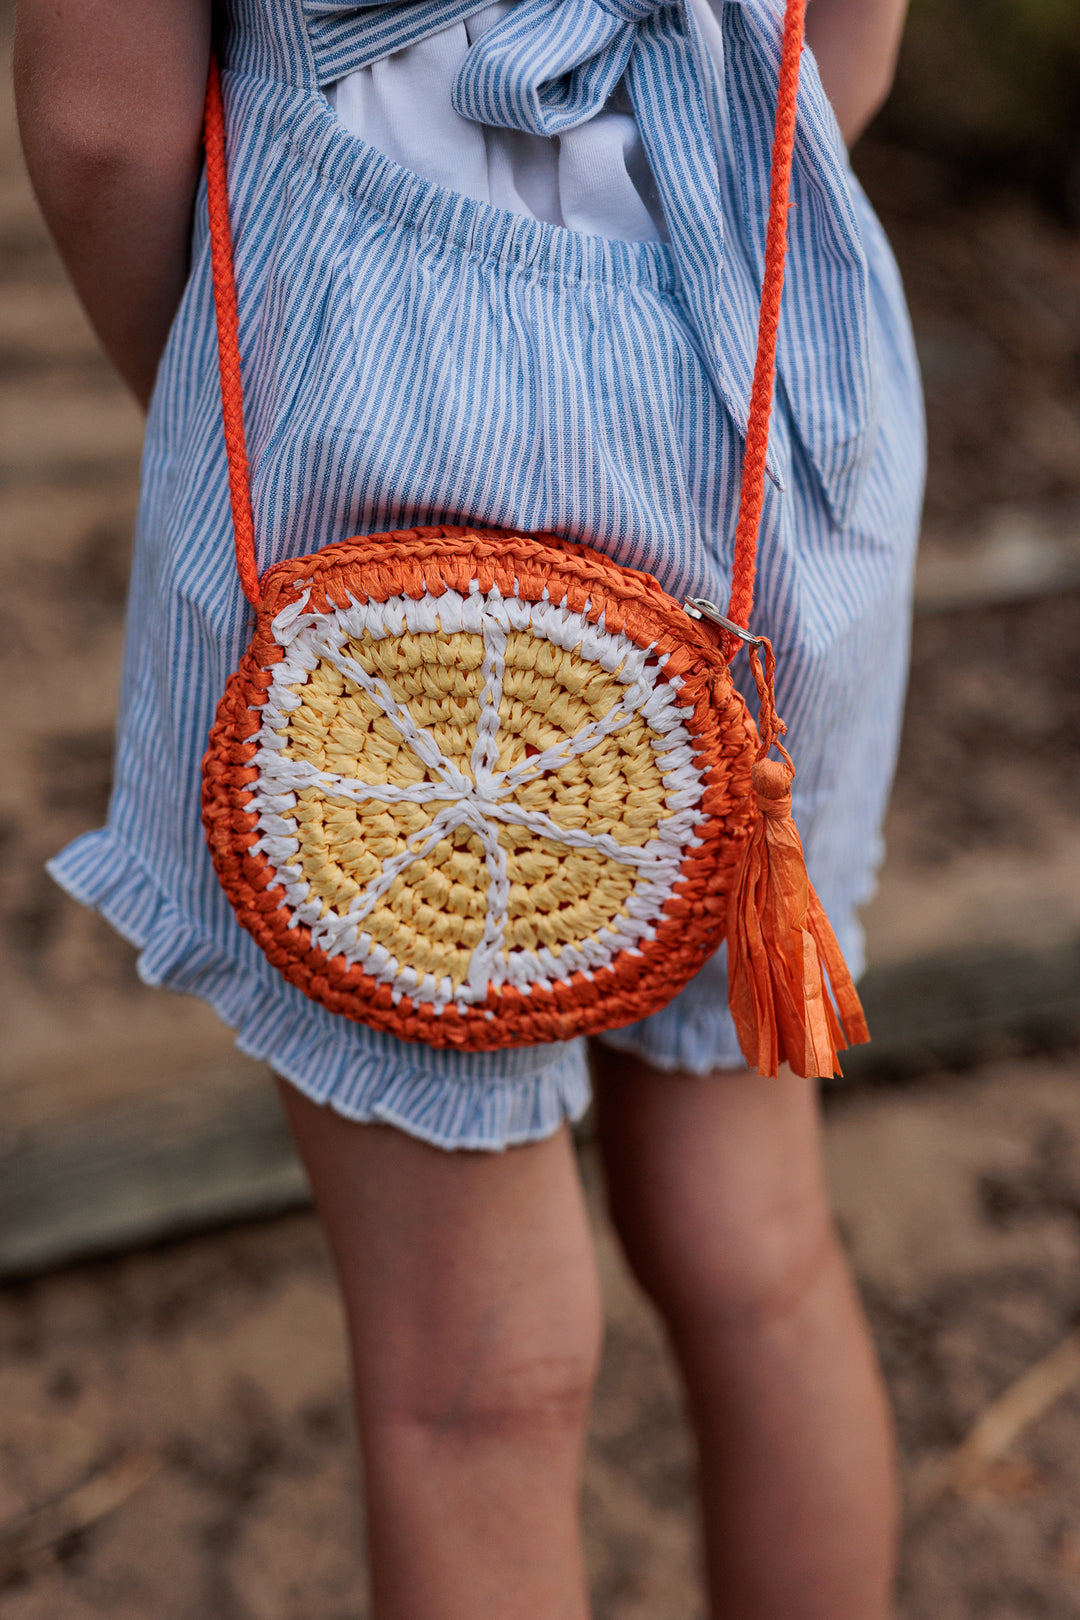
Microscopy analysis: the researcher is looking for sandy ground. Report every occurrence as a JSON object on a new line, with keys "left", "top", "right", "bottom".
{"left": 4, "top": 6, "right": 1080, "bottom": 1616}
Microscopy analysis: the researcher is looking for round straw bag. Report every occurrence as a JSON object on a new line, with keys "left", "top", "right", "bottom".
{"left": 200, "top": 1, "right": 869, "bottom": 1075}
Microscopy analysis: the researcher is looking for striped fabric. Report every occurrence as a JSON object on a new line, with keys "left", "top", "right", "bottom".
{"left": 305, "top": 0, "right": 875, "bottom": 526}
{"left": 47, "top": 0, "right": 924, "bottom": 1148}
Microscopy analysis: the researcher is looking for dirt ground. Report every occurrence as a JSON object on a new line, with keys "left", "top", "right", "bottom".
{"left": 4, "top": 6, "right": 1080, "bottom": 1616}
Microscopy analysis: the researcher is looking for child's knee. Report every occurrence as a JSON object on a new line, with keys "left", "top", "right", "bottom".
{"left": 357, "top": 1262, "right": 604, "bottom": 1450}
{"left": 612, "top": 1170, "right": 841, "bottom": 1337}
{"left": 366, "top": 1327, "right": 603, "bottom": 1455}
{"left": 440, "top": 1343, "right": 601, "bottom": 1443}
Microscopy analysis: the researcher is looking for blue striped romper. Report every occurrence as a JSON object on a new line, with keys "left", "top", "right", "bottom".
{"left": 48, "top": 0, "right": 925, "bottom": 1149}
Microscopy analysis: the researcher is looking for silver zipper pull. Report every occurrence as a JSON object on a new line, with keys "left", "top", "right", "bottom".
{"left": 682, "top": 598, "right": 765, "bottom": 649}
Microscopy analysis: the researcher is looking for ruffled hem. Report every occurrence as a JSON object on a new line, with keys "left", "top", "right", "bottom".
{"left": 46, "top": 829, "right": 591, "bottom": 1152}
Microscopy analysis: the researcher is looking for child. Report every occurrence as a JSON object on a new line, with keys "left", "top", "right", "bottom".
{"left": 16, "top": 0, "right": 922, "bottom": 1614}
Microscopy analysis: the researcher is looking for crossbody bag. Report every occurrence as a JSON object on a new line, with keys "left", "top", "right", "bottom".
{"left": 200, "top": 0, "right": 869, "bottom": 1077}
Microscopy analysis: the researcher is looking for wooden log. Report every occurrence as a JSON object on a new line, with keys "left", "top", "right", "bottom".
{"left": 0, "top": 1059, "right": 308, "bottom": 1278}
{"left": 842, "top": 937, "right": 1080, "bottom": 1082}
{"left": 914, "top": 513, "right": 1080, "bottom": 614}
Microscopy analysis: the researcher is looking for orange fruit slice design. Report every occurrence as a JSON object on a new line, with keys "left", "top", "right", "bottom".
{"left": 202, "top": 530, "right": 756, "bottom": 1048}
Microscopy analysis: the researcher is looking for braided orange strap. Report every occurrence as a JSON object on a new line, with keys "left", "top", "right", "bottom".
{"left": 204, "top": 56, "right": 261, "bottom": 608}
{"left": 724, "top": 0, "right": 805, "bottom": 656}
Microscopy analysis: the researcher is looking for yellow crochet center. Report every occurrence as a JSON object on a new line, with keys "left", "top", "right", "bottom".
{"left": 277, "top": 627, "right": 673, "bottom": 989}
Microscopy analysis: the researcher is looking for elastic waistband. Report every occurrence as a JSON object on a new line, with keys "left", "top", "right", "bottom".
{"left": 257, "top": 73, "right": 678, "bottom": 293}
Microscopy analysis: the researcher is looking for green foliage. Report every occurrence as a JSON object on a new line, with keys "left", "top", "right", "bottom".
{"left": 878, "top": 0, "right": 1080, "bottom": 210}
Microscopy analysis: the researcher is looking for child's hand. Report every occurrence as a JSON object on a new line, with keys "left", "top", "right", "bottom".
{"left": 14, "top": 0, "right": 212, "bottom": 409}
{"left": 804, "top": 0, "right": 910, "bottom": 145}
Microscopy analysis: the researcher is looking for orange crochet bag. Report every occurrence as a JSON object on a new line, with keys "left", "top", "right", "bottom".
{"left": 200, "top": 0, "right": 869, "bottom": 1076}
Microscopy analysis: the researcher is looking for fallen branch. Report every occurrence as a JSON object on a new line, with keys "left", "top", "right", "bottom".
{"left": 0, "top": 1450, "right": 156, "bottom": 1581}
{"left": 931, "top": 1326, "right": 1080, "bottom": 1500}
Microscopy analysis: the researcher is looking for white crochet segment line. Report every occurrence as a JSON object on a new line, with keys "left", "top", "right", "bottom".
{"left": 244, "top": 583, "right": 710, "bottom": 1015}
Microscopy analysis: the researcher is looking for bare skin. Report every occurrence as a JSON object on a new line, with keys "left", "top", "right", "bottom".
{"left": 19, "top": 0, "right": 909, "bottom": 1611}
{"left": 14, "top": 0, "right": 212, "bottom": 407}
{"left": 805, "top": 0, "right": 911, "bottom": 143}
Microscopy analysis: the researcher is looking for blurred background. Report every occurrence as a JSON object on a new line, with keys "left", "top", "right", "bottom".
{"left": 2, "top": 1, "right": 1080, "bottom": 1615}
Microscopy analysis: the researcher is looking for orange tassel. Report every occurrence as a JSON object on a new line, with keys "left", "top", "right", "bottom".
{"left": 726, "top": 645, "right": 870, "bottom": 1079}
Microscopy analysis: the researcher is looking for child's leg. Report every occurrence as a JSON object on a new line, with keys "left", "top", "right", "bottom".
{"left": 590, "top": 1046, "right": 897, "bottom": 1620}
{"left": 277, "top": 1080, "right": 603, "bottom": 1620}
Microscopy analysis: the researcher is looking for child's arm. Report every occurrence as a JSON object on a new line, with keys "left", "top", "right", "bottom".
{"left": 805, "top": 0, "right": 910, "bottom": 145}
{"left": 14, "top": 0, "right": 212, "bottom": 409}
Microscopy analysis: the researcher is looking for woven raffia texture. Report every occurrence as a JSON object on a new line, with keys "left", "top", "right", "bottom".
{"left": 203, "top": 529, "right": 757, "bottom": 1049}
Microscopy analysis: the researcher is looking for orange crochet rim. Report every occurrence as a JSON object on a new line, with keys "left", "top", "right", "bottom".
{"left": 202, "top": 525, "right": 758, "bottom": 1050}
